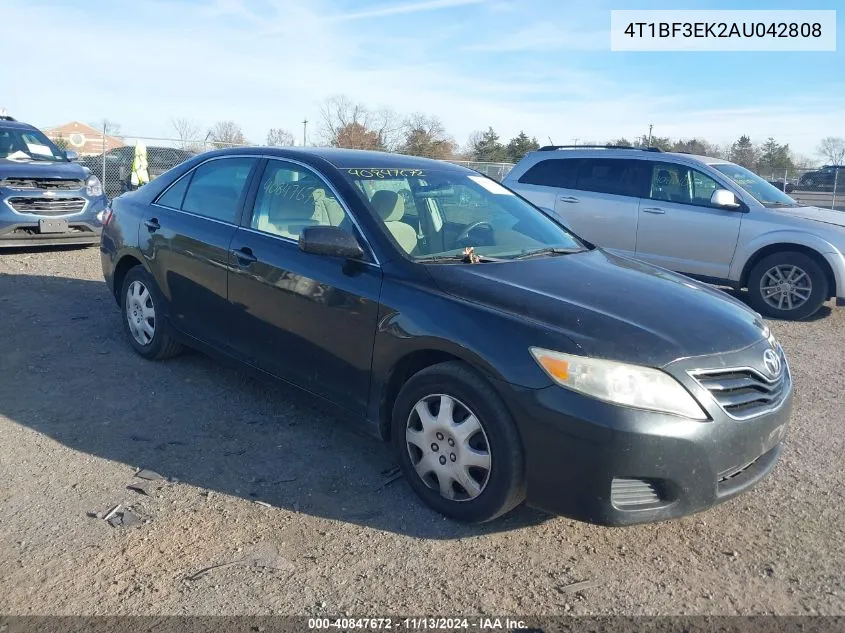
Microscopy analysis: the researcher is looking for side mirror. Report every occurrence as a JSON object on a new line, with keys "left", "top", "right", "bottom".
{"left": 299, "top": 226, "right": 364, "bottom": 260}
{"left": 65, "top": 150, "right": 79, "bottom": 161}
{"left": 711, "top": 189, "right": 741, "bottom": 209}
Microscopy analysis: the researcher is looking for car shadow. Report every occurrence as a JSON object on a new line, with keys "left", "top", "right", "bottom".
{"left": 0, "top": 272, "right": 550, "bottom": 539}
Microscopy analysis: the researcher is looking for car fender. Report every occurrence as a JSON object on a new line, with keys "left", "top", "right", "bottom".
{"left": 730, "top": 228, "right": 845, "bottom": 294}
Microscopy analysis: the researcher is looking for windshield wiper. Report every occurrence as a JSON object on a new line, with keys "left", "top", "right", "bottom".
{"left": 417, "top": 252, "right": 505, "bottom": 264}
{"left": 512, "top": 247, "right": 585, "bottom": 260}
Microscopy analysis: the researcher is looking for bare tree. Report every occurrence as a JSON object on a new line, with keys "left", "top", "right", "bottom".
{"left": 818, "top": 137, "right": 845, "bottom": 165}
{"left": 319, "top": 95, "right": 400, "bottom": 151}
{"left": 398, "top": 114, "right": 455, "bottom": 159}
{"left": 266, "top": 128, "right": 295, "bottom": 147}
{"left": 791, "top": 154, "right": 817, "bottom": 170}
{"left": 171, "top": 117, "right": 201, "bottom": 150}
{"left": 208, "top": 120, "right": 248, "bottom": 148}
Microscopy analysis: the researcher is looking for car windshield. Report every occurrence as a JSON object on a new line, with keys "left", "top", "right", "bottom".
{"left": 0, "top": 126, "right": 67, "bottom": 161}
{"left": 340, "top": 167, "right": 585, "bottom": 260}
{"left": 711, "top": 163, "right": 798, "bottom": 207}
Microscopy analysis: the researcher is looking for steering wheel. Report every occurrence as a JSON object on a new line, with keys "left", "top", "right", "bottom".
{"left": 456, "top": 221, "right": 494, "bottom": 247}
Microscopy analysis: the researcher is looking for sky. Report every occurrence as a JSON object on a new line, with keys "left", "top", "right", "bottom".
{"left": 3, "top": 0, "right": 843, "bottom": 159}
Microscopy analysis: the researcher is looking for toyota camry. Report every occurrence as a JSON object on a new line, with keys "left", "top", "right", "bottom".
{"left": 100, "top": 147, "right": 792, "bottom": 525}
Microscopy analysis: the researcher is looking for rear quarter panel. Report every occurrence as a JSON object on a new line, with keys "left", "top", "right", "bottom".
{"left": 100, "top": 194, "right": 147, "bottom": 298}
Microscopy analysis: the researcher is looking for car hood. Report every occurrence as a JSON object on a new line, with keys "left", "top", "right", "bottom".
{"left": 0, "top": 158, "right": 89, "bottom": 180}
{"left": 425, "top": 249, "right": 766, "bottom": 367}
{"left": 780, "top": 205, "right": 845, "bottom": 228}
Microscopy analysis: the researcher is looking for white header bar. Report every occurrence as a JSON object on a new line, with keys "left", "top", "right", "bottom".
{"left": 611, "top": 10, "right": 836, "bottom": 51}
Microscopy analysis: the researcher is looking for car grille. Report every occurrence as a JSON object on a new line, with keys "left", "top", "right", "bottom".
{"left": 690, "top": 359, "right": 789, "bottom": 420}
{"left": 0, "top": 178, "right": 84, "bottom": 190}
{"left": 6, "top": 197, "right": 87, "bottom": 215}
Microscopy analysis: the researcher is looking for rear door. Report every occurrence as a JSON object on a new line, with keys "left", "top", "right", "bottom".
{"left": 634, "top": 161, "right": 742, "bottom": 278}
{"left": 227, "top": 158, "right": 383, "bottom": 415}
{"left": 139, "top": 156, "right": 258, "bottom": 348}
{"left": 555, "top": 158, "right": 647, "bottom": 257}
{"left": 508, "top": 157, "right": 581, "bottom": 215}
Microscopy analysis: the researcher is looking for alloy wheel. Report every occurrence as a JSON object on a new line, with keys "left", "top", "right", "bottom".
{"left": 760, "top": 264, "right": 812, "bottom": 311}
{"left": 405, "top": 394, "right": 492, "bottom": 502}
{"left": 126, "top": 280, "right": 156, "bottom": 345}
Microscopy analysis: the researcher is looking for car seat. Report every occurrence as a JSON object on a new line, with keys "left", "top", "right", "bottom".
{"left": 370, "top": 190, "right": 417, "bottom": 254}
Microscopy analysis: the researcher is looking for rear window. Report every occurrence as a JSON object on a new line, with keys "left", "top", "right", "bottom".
{"left": 575, "top": 159, "right": 645, "bottom": 197}
{"left": 517, "top": 159, "right": 580, "bottom": 188}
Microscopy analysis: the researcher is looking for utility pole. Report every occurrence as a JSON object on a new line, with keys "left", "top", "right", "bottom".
{"left": 647, "top": 123, "right": 654, "bottom": 147}
{"left": 302, "top": 119, "right": 308, "bottom": 146}
{"left": 102, "top": 122, "right": 107, "bottom": 183}
{"left": 572, "top": 137, "right": 579, "bottom": 146}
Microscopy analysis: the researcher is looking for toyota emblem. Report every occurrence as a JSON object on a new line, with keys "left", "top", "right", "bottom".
{"left": 762, "top": 348, "right": 782, "bottom": 378}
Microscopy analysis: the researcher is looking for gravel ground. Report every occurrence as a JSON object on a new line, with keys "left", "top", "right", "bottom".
{"left": 0, "top": 246, "right": 843, "bottom": 617}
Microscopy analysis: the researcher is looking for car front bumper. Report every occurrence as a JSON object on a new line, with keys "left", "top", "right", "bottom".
{"left": 823, "top": 252, "right": 845, "bottom": 305}
{"left": 0, "top": 220, "right": 102, "bottom": 247}
{"left": 0, "top": 195, "right": 106, "bottom": 248}
{"left": 497, "top": 342, "right": 792, "bottom": 526}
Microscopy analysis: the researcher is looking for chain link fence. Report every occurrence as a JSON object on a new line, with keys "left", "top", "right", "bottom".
{"left": 445, "top": 160, "right": 514, "bottom": 182}
{"left": 78, "top": 136, "right": 243, "bottom": 199}
{"left": 78, "top": 135, "right": 518, "bottom": 199}
{"left": 759, "top": 166, "right": 843, "bottom": 210}
{"left": 81, "top": 136, "right": 841, "bottom": 211}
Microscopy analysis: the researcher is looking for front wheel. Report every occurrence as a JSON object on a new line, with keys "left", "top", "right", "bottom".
{"left": 120, "top": 266, "right": 183, "bottom": 360}
{"left": 747, "top": 252, "right": 828, "bottom": 320}
{"left": 391, "top": 361, "right": 525, "bottom": 523}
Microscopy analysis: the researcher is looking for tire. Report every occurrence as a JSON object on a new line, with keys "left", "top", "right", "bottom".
{"left": 391, "top": 361, "right": 525, "bottom": 523}
{"left": 120, "top": 266, "right": 183, "bottom": 360}
{"left": 747, "top": 252, "right": 828, "bottom": 320}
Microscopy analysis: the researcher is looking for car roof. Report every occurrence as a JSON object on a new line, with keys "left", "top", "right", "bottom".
{"left": 520, "top": 147, "right": 732, "bottom": 167}
{"left": 212, "top": 146, "right": 470, "bottom": 173}
{"left": 0, "top": 119, "right": 39, "bottom": 131}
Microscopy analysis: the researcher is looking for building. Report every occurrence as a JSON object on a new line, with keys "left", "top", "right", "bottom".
{"left": 43, "top": 121, "right": 124, "bottom": 156}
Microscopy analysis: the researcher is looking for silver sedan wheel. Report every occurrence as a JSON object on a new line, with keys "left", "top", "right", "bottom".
{"left": 405, "top": 394, "right": 491, "bottom": 502}
{"left": 760, "top": 264, "right": 812, "bottom": 311}
{"left": 126, "top": 280, "right": 156, "bottom": 346}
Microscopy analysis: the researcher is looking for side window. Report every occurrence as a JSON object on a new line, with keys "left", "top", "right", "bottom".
{"left": 156, "top": 174, "right": 191, "bottom": 209}
{"left": 649, "top": 163, "right": 721, "bottom": 207}
{"left": 690, "top": 169, "right": 719, "bottom": 203}
{"left": 250, "top": 161, "right": 350, "bottom": 240}
{"left": 574, "top": 159, "right": 644, "bottom": 197}
{"left": 181, "top": 157, "right": 256, "bottom": 223}
{"left": 518, "top": 159, "right": 580, "bottom": 188}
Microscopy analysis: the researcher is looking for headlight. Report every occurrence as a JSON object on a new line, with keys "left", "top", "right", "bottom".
{"left": 86, "top": 175, "right": 103, "bottom": 197}
{"left": 529, "top": 347, "right": 707, "bottom": 420}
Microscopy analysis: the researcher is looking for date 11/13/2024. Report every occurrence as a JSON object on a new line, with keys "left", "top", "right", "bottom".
{"left": 307, "top": 617, "right": 530, "bottom": 630}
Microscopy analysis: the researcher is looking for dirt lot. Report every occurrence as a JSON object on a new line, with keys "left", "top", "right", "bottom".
{"left": 0, "top": 246, "right": 843, "bottom": 617}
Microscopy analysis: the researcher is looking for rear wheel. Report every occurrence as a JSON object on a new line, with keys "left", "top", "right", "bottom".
{"left": 391, "top": 361, "right": 525, "bottom": 523}
{"left": 120, "top": 266, "right": 183, "bottom": 360}
{"left": 747, "top": 252, "right": 828, "bottom": 320}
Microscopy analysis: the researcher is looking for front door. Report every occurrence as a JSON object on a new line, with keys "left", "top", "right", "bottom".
{"left": 635, "top": 161, "right": 743, "bottom": 279}
{"left": 227, "top": 159, "right": 383, "bottom": 415}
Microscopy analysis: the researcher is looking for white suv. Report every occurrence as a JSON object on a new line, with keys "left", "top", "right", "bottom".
{"left": 503, "top": 145, "right": 845, "bottom": 320}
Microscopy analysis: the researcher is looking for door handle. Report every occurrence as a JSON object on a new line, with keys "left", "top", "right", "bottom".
{"left": 143, "top": 218, "right": 161, "bottom": 232}
{"left": 642, "top": 207, "right": 666, "bottom": 214}
{"left": 558, "top": 196, "right": 580, "bottom": 203}
{"left": 232, "top": 246, "right": 257, "bottom": 266}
